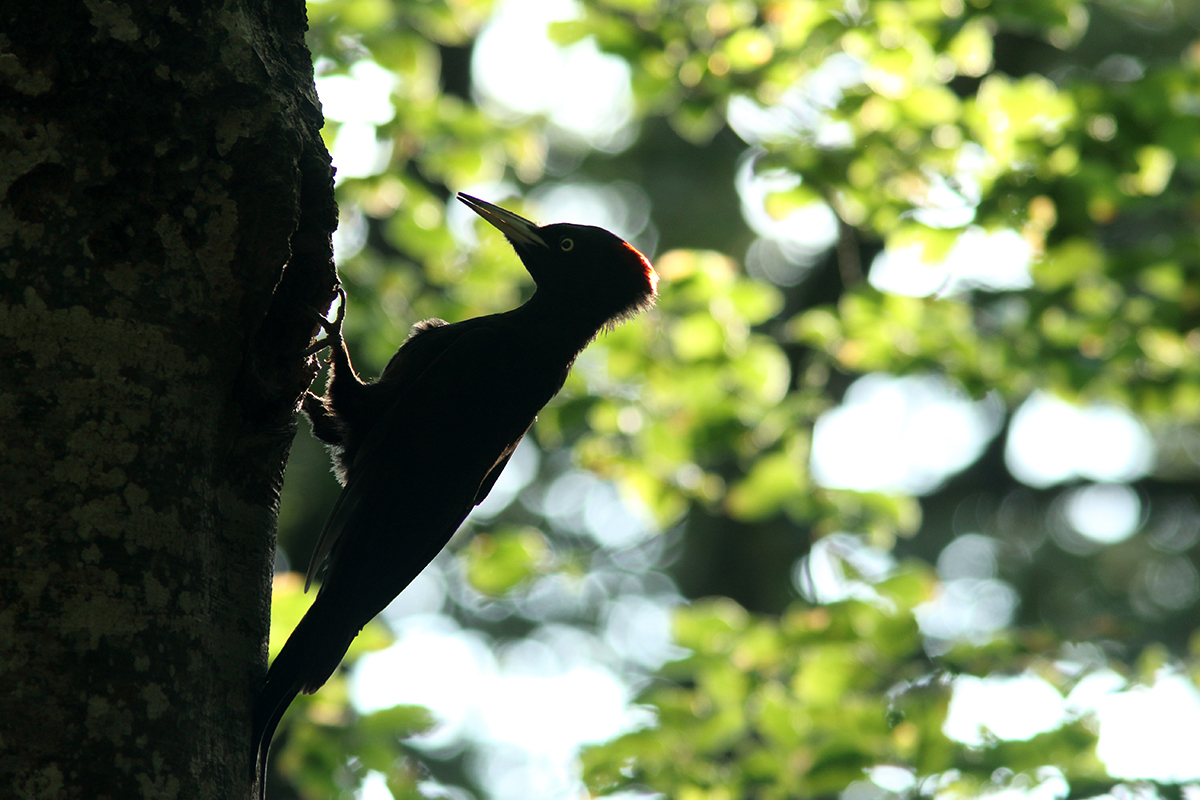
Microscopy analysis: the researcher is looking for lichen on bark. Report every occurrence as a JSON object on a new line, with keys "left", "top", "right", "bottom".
{"left": 0, "top": 2, "right": 337, "bottom": 797}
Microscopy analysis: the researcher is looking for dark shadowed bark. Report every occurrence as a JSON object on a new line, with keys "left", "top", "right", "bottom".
{"left": 0, "top": 2, "right": 336, "bottom": 797}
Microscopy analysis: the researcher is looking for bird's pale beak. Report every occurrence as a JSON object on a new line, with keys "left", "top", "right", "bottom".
{"left": 458, "top": 193, "right": 548, "bottom": 250}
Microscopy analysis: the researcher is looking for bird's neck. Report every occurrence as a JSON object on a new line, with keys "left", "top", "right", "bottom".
{"left": 508, "top": 289, "right": 609, "bottom": 358}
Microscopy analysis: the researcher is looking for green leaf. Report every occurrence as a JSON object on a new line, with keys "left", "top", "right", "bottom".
{"left": 724, "top": 448, "right": 807, "bottom": 521}
{"left": 1032, "top": 238, "right": 1104, "bottom": 291}
{"left": 722, "top": 29, "right": 775, "bottom": 73}
{"left": 463, "top": 527, "right": 548, "bottom": 596}
{"left": 359, "top": 703, "right": 437, "bottom": 740}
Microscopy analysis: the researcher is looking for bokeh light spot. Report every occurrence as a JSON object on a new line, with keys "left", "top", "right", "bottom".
{"left": 1006, "top": 392, "right": 1154, "bottom": 488}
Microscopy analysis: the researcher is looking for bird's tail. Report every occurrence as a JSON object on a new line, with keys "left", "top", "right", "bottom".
{"left": 251, "top": 599, "right": 356, "bottom": 799}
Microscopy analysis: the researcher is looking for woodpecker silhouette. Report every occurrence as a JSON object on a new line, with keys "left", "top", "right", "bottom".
{"left": 251, "top": 193, "right": 657, "bottom": 796}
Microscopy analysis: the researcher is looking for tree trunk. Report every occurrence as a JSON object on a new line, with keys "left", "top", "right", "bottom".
{"left": 0, "top": 2, "right": 336, "bottom": 797}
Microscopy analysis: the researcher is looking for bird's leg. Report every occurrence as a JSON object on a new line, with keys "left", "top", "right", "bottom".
{"left": 304, "top": 286, "right": 366, "bottom": 398}
{"left": 301, "top": 286, "right": 371, "bottom": 454}
{"left": 303, "top": 286, "right": 347, "bottom": 357}
{"left": 302, "top": 392, "right": 343, "bottom": 446}
{"left": 302, "top": 287, "right": 352, "bottom": 446}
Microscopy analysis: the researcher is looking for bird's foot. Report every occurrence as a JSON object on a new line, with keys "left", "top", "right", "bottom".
{"left": 303, "top": 286, "right": 347, "bottom": 357}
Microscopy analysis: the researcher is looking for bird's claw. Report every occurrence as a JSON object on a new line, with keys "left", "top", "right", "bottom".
{"left": 303, "top": 286, "right": 347, "bottom": 357}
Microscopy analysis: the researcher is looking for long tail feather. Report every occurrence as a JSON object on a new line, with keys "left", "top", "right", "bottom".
{"left": 251, "top": 598, "right": 357, "bottom": 799}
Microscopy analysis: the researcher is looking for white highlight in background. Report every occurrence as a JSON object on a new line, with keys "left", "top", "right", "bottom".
{"left": 352, "top": 616, "right": 648, "bottom": 800}
{"left": 1005, "top": 392, "right": 1154, "bottom": 488}
{"left": 1063, "top": 483, "right": 1142, "bottom": 544}
{"left": 1096, "top": 673, "right": 1200, "bottom": 781}
{"left": 735, "top": 153, "right": 839, "bottom": 264}
{"left": 353, "top": 617, "right": 496, "bottom": 749}
{"left": 869, "top": 227, "right": 1032, "bottom": 297}
{"left": 944, "top": 674, "right": 1066, "bottom": 745}
{"left": 811, "top": 374, "right": 1003, "bottom": 495}
{"left": 472, "top": 0, "right": 633, "bottom": 150}
{"left": 941, "top": 668, "right": 1200, "bottom": 782}
{"left": 315, "top": 60, "right": 397, "bottom": 180}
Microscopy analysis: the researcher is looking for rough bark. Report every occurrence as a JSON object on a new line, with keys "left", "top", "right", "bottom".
{"left": 0, "top": 1, "right": 336, "bottom": 797}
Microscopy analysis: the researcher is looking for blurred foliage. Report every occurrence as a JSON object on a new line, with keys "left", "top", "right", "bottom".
{"left": 583, "top": 567, "right": 1112, "bottom": 798}
{"left": 462, "top": 526, "right": 550, "bottom": 596}
{"left": 267, "top": 0, "right": 1200, "bottom": 797}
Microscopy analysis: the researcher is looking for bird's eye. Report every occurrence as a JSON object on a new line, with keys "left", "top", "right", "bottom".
{"left": 560, "top": 238, "right": 574, "bottom": 252}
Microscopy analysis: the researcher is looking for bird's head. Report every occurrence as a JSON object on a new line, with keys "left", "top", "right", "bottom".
{"left": 458, "top": 193, "right": 658, "bottom": 325}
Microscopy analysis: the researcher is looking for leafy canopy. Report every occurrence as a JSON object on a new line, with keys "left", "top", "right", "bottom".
{"left": 270, "top": 0, "right": 1200, "bottom": 798}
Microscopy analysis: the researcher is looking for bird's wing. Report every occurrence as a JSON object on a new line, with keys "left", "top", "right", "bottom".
{"left": 304, "top": 324, "right": 516, "bottom": 592}
{"left": 473, "top": 433, "right": 524, "bottom": 506}
{"left": 303, "top": 323, "right": 469, "bottom": 590}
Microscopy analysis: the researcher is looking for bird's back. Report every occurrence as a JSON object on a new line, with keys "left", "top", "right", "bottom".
{"left": 311, "top": 311, "right": 574, "bottom": 618}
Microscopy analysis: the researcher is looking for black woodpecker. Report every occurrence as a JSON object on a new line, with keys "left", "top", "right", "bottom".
{"left": 252, "top": 193, "right": 658, "bottom": 796}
